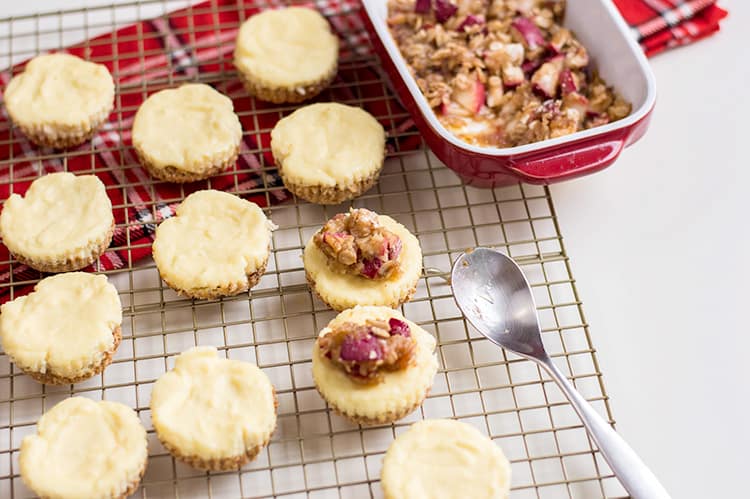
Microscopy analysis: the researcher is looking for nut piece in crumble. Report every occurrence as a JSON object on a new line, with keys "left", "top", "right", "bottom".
{"left": 313, "top": 208, "right": 403, "bottom": 280}
{"left": 318, "top": 317, "right": 416, "bottom": 384}
{"left": 387, "top": 0, "right": 632, "bottom": 148}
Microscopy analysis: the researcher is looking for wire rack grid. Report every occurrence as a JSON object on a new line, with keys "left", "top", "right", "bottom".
{"left": 0, "top": 1, "right": 626, "bottom": 498}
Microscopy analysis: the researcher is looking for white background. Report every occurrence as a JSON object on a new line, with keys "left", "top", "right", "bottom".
{"left": 552, "top": 2, "right": 748, "bottom": 498}
{"left": 5, "top": 1, "right": 748, "bottom": 498}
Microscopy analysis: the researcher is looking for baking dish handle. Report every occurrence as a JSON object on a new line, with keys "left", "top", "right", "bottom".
{"left": 507, "top": 138, "right": 625, "bottom": 183}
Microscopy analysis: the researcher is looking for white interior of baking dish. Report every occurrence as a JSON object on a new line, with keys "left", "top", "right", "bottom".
{"left": 363, "top": 0, "right": 657, "bottom": 155}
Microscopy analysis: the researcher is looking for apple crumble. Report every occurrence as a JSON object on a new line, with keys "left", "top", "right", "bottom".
{"left": 318, "top": 317, "right": 416, "bottom": 384}
{"left": 387, "top": 0, "right": 631, "bottom": 147}
{"left": 313, "top": 208, "right": 403, "bottom": 280}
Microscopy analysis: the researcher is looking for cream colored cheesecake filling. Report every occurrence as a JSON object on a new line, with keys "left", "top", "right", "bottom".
{"left": 303, "top": 215, "right": 421, "bottom": 309}
{"left": 0, "top": 273, "right": 122, "bottom": 378}
{"left": 312, "top": 306, "right": 437, "bottom": 419}
{"left": 0, "top": 172, "right": 113, "bottom": 262}
{"left": 234, "top": 7, "right": 338, "bottom": 87}
{"left": 150, "top": 346, "right": 276, "bottom": 459}
{"left": 381, "top": 419, "right": 511, "bottom": 499}
{"left": 132, "top": 83, "right": 242, "bottom": 172}
{"left": 152, "top": 190, "right": 274, "bottom": 293}
{"left": 20, "top": 397, "right": 147, "bottom": 499}
{"left": 271, "top": 103, "right": 385, "bottom": 187}
{"left": 3, "top": 53, "right": 114, "bottom": 128}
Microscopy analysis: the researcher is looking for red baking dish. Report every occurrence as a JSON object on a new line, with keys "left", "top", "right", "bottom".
{"left": 361, "top": 0, "right": 657, "bottom": 187}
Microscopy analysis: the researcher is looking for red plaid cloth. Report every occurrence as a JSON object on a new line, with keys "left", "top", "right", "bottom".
{"left": 0, "top": 0, "right": 729, "bottom": 302}
{"left": 0, "top": 0, "right": 421, "bottom": 302}
{"left": 614, "top": 0, "right": 728, "bottom": 56}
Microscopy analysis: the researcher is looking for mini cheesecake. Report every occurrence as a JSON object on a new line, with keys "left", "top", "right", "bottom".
{"left": 234, "top": 7, "right": 339, "bottom": 103}
{"left": 152, "top": 190, "right": 275, "bottom": 300}
{"left": 3, "top": 53, "right": 114, "bottom": 148}
{"left": 132, "top": 83, "right": 242, "bottom": 183}
{"left": 0, "top": 172, "right": 114, "bottom": 272}
{"left": 20, "top": 397, "right": 148, "bottom": 499}
{"left": 271, "top": 103, "right": 386, "bottom": 204}
{"left": 150, "top": 346, "right": 277, "bottom": 471}
{"left": 312, "top": 306, "right": 438, "bottom": 425}
{"left": 303, "top": 208, "right": 422, "bottom": 310}
{"left": 381, "top": 419, "right": 511, "bottom": 499}
{"left": 0, "top": 272, "right": 122, "bottom": 384}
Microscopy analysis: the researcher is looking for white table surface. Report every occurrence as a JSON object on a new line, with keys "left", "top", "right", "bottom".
{"left": 552, "top": 2, "right": 748, "bottom": 498}
{"left": 5, "top": 1, "right": 748, "bottom": 498}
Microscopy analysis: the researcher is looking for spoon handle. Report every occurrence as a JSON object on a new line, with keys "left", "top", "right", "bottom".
{"left": 540, "top": 357, "right": 671, "bottom": 499}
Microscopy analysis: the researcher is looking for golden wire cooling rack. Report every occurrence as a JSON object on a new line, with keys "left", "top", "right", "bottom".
{"left": 0, "top": 1, "right": 627, "bottom": 497}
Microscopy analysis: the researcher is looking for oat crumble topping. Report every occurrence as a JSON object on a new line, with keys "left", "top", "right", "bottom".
{"left": 318, "top": 317, "right": 416, "bottom": 384}
{"left": 313, "top": 208, "right": 403, "bottom": 280}
{"left": 387, "top": 0, "right": 632, "bottom": 147}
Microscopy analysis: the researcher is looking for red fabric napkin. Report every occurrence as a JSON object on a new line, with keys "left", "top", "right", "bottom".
{"left": 0, "top": 0, "right": 730, "bottom": 302}
{"left": 0, "top": 0, "right": 421, "bottom": 302}
{"left": 613, "top": 0, "right": 728, "bottom": 56}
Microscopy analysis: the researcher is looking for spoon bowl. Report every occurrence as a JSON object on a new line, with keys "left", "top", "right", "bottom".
{"left": 451, "top": 248, "right": 546, "bottom": 359}
{"left": 451, "top": 247, "right": 670, "bottom": 499}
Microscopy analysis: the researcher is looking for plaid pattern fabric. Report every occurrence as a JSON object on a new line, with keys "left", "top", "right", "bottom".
{"left": 614, "top": 0, "right": 728, "bottom": 56}
{"left": 0, "top": 0, "right": 729, "bottom": 302}
{"left": 0, "top": 0, "right": 422, "bottom": 302}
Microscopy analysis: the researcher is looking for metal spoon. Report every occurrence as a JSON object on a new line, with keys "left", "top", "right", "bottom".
{"left": 451, "top": 247, "right": 670, "bottom": 499}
